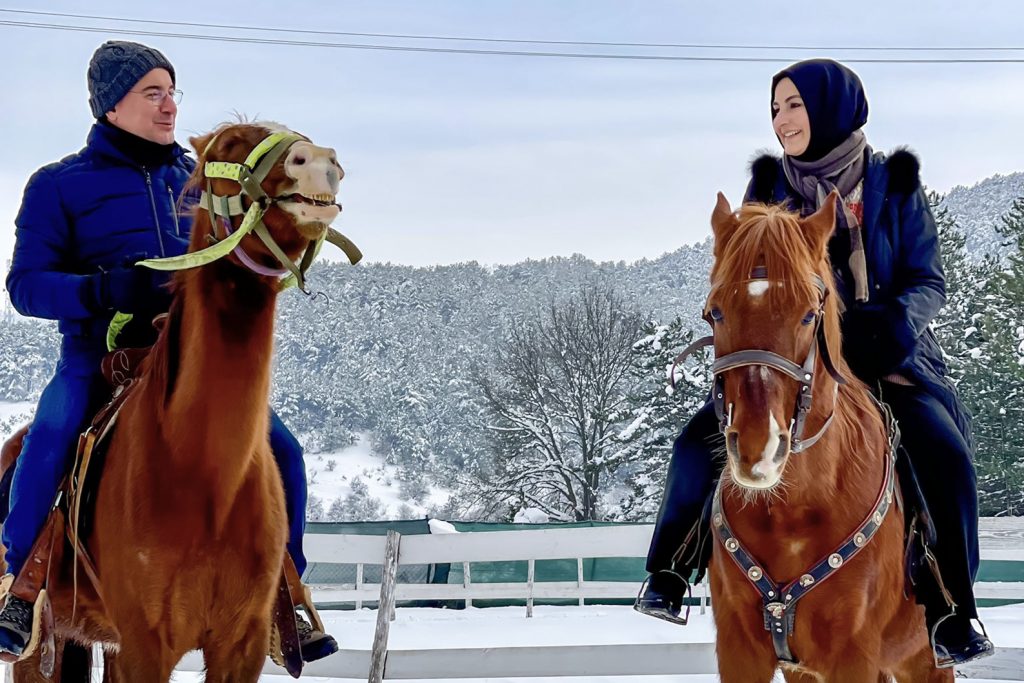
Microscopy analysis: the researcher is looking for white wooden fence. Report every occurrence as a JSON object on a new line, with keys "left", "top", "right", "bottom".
{"left": 171, "top": 517, "right": 1024, "bottom": 681}
{"left": 5, "top": 521, "right": 1014, "bottom": 680}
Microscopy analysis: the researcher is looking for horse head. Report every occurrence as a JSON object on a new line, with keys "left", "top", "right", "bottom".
{"left": 187, "top": 122, "right": 344, "bottom": 280}
{"left": 705, "top": 192, "right": 843, "bottom": 491}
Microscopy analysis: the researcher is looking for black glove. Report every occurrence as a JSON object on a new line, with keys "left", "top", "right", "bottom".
{"left": 90, "top": 265, "right": 173, "bottom": 315}
{"left": 840, "top": 307, "right": 914, "bottom": 382}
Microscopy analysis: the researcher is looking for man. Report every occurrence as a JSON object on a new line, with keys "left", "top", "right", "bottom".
{"left": 0, "top": 40, "right": 337, "bottom": 663}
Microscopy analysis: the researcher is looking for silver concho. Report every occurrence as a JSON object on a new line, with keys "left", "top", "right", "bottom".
{"left": 799, "top": 574, "right": 815, "bottom": 587}
{"left": 725, "top": 538, "right": 739, "bottom": 553}
{"left": 828, "top": 553, "right": 843, "bottom": 568}
{"left": 854, "top": 533, "right": 867, "bottom": 547}
{"left": 747, "top": 566, "right": 763, "bottom": 581}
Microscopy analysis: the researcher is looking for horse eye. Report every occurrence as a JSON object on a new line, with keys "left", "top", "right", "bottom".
{"left": 709, "top": 307, "right": 724, "bottom": 323}
{"left": 801, "top": 310, "right": 816, "bottom": 326}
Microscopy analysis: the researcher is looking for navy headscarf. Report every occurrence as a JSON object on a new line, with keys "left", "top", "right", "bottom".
{"left": 771, "top": 59, "right": 869, "bottom": 162}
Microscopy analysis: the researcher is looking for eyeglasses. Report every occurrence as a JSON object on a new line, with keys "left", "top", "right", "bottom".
{"left": 129, "top": 88, "right": 184, "bottom": 106}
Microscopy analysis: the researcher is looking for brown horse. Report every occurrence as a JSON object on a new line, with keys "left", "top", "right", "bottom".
{"left": 2, "top": 121, "right": 344, "bottom": 681}
{"left": 703, "top": 194, "right": 950, "bottom": 682}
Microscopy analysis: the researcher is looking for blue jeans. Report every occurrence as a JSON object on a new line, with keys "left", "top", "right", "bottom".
{"left": 3, "top": 337, "right": 309, "bottom": 577}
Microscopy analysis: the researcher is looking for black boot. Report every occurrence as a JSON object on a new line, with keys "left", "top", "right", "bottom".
{"left": 932, "top": 614, "right": 994, "bottom": 668}
{"left": 0, "top": 592, "right": 34, "bottom": 657}
{"left": 634, "top": 571, "right": 691, "bottom": 625}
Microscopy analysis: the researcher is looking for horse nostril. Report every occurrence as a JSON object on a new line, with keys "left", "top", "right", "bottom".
{"left": 293, "top": 156, "right": 306, "bottom": 166}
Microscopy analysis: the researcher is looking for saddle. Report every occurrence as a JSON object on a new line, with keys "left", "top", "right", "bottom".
{"left": 0, "top": 315, "right": 315, "bottom": 676}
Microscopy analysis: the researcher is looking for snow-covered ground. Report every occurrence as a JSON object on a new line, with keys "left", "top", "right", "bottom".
{"left": 169, "top": 603, "right": 1023, "bottom": 682}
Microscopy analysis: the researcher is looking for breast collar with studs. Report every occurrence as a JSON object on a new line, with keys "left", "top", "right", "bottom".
{"left": 711, "top": 397, "right": 900, "bottom": 664}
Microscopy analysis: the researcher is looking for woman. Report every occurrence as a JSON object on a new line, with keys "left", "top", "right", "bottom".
{"left": 636, "top": 58, "right": 992, "bottom": 668}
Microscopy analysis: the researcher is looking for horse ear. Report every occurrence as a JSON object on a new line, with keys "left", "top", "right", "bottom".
{"left": 800, "top": 190, "right": 839, "bottom": 258}
{"left": 711, "top": 192, "right": 739, "bottom": 257}
{"left": 189, "top": 133, "right": 215, "bottom": 160}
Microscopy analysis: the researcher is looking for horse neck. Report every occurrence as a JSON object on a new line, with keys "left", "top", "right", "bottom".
{"left": 162, "top": 260, "right": 279, "bottom": 470}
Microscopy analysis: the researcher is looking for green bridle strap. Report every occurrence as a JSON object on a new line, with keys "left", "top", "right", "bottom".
{"left": 136, "top": 204, "right": 263, "bottom": 271}
{"left": 326, "top": 227, "right": 362, "bottom": 265}
{"left": 252, "top": 221, "right": 310, "bottom": 291}
{"left": 106, "top": 312, "right": 134, "bottom": 352}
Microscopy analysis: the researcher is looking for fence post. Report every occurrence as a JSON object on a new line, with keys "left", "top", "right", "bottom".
{"left": 576, "top": 558, "right": 585, "bottom": 607}
{"left": 356, "top": 563, "right": 364, "bottom": 611}
{"left": 526, "top": 559, "right": 535, "bottom": 618}
{"left": 700, "top": 577, "right": 708, "bottom": 615}
{"left": 368, "top": 530, "right": 401, "bottom": 683}
{"left": 463, "top": 562, "right": 473, "bottom": 608}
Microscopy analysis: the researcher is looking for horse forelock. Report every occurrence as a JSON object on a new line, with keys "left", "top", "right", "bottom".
{"left": 711, "top": 204, "right": 821, "bottom": 313}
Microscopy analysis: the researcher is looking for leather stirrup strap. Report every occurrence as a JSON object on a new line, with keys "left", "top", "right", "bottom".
{"left": 10, "top": 508, "right": 62, "bottom": 603}
{"left": 272, "top": 569, "right": 303, "bottom": 678}
{"left": 282, "top": 552, "right": 327, "bottom": 633}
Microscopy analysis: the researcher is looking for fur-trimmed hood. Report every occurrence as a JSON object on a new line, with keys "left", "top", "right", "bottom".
{"left": 747, "top": 148, "right": 921, "bottom": 204}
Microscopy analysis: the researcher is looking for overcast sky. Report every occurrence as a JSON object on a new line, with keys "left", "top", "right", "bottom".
{"left": 1, "top": 0, "right": 1022, "bottom": 273}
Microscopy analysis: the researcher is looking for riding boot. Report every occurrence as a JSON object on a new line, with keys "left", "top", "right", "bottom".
{"left": 637, "top": 401, "right": 722, "bottom": 623}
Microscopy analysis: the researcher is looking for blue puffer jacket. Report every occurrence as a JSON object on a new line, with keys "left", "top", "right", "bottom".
{"left": 5, "top": 122, "right": 194, "bottom": 345}
{"left": 745, "top": 148, "right": 974, "bottom": 448}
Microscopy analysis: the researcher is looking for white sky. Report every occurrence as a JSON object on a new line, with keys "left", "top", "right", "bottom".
{"left": 0, "top": 0, "right": 1022, "bottom": 272}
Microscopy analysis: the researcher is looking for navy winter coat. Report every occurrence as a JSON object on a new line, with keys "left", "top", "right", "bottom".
{"left": 5, "top": 122, "right": 193, "bottom": 343}
{"left": 745, "top": 148, "right": 974, "bottom": 448}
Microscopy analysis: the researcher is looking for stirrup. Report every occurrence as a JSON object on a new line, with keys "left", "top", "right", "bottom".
{"left": 931, "top": 613, "right": 996, "bottom": 669}
{"left": 0, "top": 578, "right": 51, "bottom": 666}
{"left": 633, "top": 572, "right": 692, "bottom": 626}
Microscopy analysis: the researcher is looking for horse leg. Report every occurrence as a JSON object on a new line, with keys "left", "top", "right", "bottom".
{"left": 889, "top": 643, "right": 955, "bottom": 683}
{"left": 820, "top": 659, "right": 887, "bottom": 683}
{"left": 101, "top": 649, "right": 118, "bottom": 683}
{"left": 202, "top": 618, "right": 271, "bottom": 683}
{"left": 782, "top": 671, "right": 822, "bottom": 683}
{"left": 12, "top": 649, "right": 50, "bottom": 683}
{"left": 104, "top": 634, "right": 175, "bottom": 683}
{"left": 716, "top": 644, "right": 777, "bottom": 683}
{"left": 10, "top": 638, "right": 90, "bottom": 683}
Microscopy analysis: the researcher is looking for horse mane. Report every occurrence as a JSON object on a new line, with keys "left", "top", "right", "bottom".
{"left": 143, "top": 287, "right": 183, "bottom": 405}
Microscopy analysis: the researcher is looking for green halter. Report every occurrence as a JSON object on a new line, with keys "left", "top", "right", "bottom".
{"left": 137, "top": 130, "right": 361, "bottom": 287}
{"left": 107, "top": 130, "right": 362, "bottom": 351}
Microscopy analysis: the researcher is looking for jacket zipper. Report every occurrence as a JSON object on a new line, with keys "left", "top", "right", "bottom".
{"left": 167, "top": 186, "right": 181, "bottom": 236}
{"left": 143, "top": 168, "right": 167, "bottom": 256}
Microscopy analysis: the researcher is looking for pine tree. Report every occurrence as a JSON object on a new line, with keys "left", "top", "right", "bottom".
{"left": 972, "top": 197, "right": 1024, "bottom": 514}
{"left": 610, "top": 318, "right": 712, "bottom": 521}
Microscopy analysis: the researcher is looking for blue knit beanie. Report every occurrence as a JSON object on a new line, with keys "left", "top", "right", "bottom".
{"left": 87, "top": 41, "right": 176, "bottom": 118}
